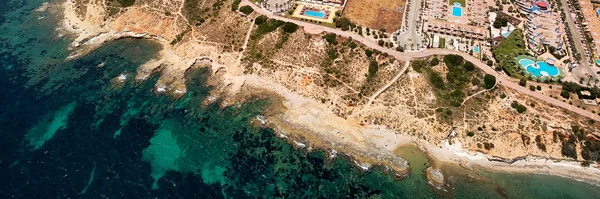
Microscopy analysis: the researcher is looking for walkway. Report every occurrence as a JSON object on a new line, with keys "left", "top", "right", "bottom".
{"left": 241, "top": 0, "right": 600, "bottom": 121}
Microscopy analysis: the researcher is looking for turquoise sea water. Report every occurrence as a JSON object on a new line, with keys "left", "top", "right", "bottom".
{"left": 1, "top": 0, "right": 600, "bottom": 198}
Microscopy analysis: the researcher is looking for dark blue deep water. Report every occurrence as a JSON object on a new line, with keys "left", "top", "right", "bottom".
{"left": 1, "top": 0, "right": 600, "bottom": 198}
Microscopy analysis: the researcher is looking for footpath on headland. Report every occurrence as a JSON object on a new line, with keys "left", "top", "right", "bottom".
{"left": 241, "top": 0, "right": 600, "bottom": 122}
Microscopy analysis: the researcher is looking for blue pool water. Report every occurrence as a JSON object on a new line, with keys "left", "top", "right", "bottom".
{"left": 519, "top": 59, "right": 559, "bottom": 77}
{"left": 502, "top": 31, "right": 512, "bottom": 38}
{"left": 304, "top": 10, "right": 325, "bottom": 18}
{"left": 452, "top": 3, "right": 463, "bottom": 17}
{"left": 474, "top": 46, "right": 480, "bottom": 53}
{"left": 596, "top": 59, "right": 600, "bottom": 65}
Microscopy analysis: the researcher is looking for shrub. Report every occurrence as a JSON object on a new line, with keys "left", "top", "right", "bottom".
{"left": 335, "top": 17, "right": 352, "bottom": 31}
{"left": 323, "top": 33, "right": 338, "bottom": 45}
{"left": 112, "top": 0, "right": 136, "bottom": 7}
{"left": 484, "top": 74, "right": 496, "bottom": 89}
{"left": 254, "top": 15, "right": 267, "bottom": 25}
{"left": 467, "top": 132, "right": 475, "bottom": 137}
{"left": 511, "top": 101, "right": 527, "bottom": 113}
{"left": 365, "top": 49, "right": 373, "bottom": 57}
{"left": 519, "top": 79, "right": 527, "bottom": 86}
{"left": 348, "top": 42, "right": 357, "bottom": 49}
{"left": 560, "top": 90, "right": 570, "bottom": 99}
{"left": 367, "top": 59, "right": 379, "bottom": 80}
{"left": 281, "top": 22, "right": 299, "bottom": 33}
{"left": 464, "top": 61, "right": 475, "bottom": 71}
{"left": 500, "top": 93, "right": 507, "bottom": 99}
{"left": 377, "top": 40, "right": 384, "bottom": 46}
{"left": 231, "top": 0, "right": 241, "bottom": 11}
{"left": 396, "top": 46, "right": 404, "bottom": 52}
{"left": 471, "top": 77, "right": 481, "bottom": 86}
{"left": 239, "top": 5, "right": 254, "bottom": 15}
{"left": 529, "top": 85, "right": 536, "bottom": 91}
{"left": 536, "top": 85, "right": 541, "bottom": 90}
{"left": 430, "top": 57, "right": 440, "bottom": 66}
{"left": 428, "top": 71, "right": 445, "bottom": 89}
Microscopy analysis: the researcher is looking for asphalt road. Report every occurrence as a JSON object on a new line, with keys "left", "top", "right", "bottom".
{"left": 560, "top": 0, "right": 598, "bottom": 82}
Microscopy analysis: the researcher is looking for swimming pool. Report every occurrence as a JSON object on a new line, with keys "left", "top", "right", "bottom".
{"left": 474, "top": 46, "right": 480, "bottom": 53}
{"left": 519, "top": 58, "right": 559, "bottom": 77}
{"left": 596, "top": 59, "right": 600, "bottom": 66}
{"left": 452, "top": 2, "right": 463, "bottom": 17}
{"left": 502, "top": 31, "right": 512, "bottom": 38}
{"left": 304, "top": 10, "right": 325, "bottom": 18}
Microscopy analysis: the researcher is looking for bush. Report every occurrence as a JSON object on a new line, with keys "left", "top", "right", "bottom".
{"left": 323, "top": 33, "right": 338, "bottom": 45}
{"left": 430, "top": 57, "right": 440, "bottom": 66}
{"left": 111, "top": 0, "right": 135, "bottom": 7}
{"left": 529, "top": 85, "right": 536, "bottom": 91}
{"left": 536, "top": 85, "right": 541, "bottom": 90}
{"left": 519, "top": 79, "right": 527, "bottom": 86}
{"left": 254, "top": 15, "right": 267, "bottom": 25}
{"left": 467, "top": 132, "right": 475, "bottom": 137}
{"left": 500, "top": 93, "right": 507, "bottom": 99}
{"left": 239, "top": 5, "right": 254, "bottom": 15}
{"left": 377, "top": 40, "right": 384, "bottom": 46}
{"left": 367, "top": 59, "right": 378, "bottom": 80}
{"left": 281, "top": 22, "right": 299, "bottom": 33}
{"left": 464, "top": 61, "right": 475, "bottom": 71}
{"left": 511, "top": 101, "right": 527, "bottom": 113}
{"left": 484, "top": 74, "right": 496, "bottom": 89}
{"left": 231, "top": 0, "right": 241, "bottom": 11}
{"left": 429, "top": 71, "right": 445, "bottom": 89}
{"left": 365, "top": 49, "right": 373, "bottom": 57}
{"left": 335, "top": 17, "right": 352, "bottom": 31}
{"left": 560, "top": 90, "right": 570, "bottom": 99}
{"left": 348, "top": 42, "right": 357, "bottom": 49}
{"left": 396, "top": 46, "right": 404, "bottom": 52}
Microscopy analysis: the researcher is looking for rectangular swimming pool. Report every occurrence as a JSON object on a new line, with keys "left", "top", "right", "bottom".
{"left": 304, "top": 10, "right": 325, "bottom": 18}
{"left": 452, "top": 7, "right": 462, "bottom": 17}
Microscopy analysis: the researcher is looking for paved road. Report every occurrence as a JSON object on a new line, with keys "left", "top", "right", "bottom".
{"left": 560, "top": 0, "right": 598, "bottom": 82}
{"left": 242, "top": 0, "right": 600, "bottom": 121}
{"left": 396, "top": 0, "right": 423, "bottom": 49}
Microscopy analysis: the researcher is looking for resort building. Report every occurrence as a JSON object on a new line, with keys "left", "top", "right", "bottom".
{"left": 578, "top": 0, "right": 600, "bottom": 62}
{"left": 526, "top": 10, "right": 564, "bottom": 52}
{"left": 467, "top": 0, "right": 489, "bottom": 26}
{"left": 426, "top": 20, "right": 489, "bottom": 41}
{"left": 428, "top": 0, "right": 449, "bottom": 20}
{"left": 519, "top": 0, "right": 565, "bottom": 53}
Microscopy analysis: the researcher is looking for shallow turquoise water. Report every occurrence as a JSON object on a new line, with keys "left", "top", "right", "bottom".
{"left": 0, "top": 0, "right": 599, "bottom": 198}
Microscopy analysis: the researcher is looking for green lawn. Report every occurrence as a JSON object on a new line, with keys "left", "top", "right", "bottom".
{"left": 439, "top": 37, "right": 446, "bottom": 48}
{"left": 449, "top": 0, "right": 466, "bottom": 6}
{"left": 493, "top": 29, "right": 530, "bottom": 80}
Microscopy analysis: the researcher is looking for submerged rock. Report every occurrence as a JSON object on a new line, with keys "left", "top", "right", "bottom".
{"left": 425, "top": 167, "right": 445, "bottom": 188}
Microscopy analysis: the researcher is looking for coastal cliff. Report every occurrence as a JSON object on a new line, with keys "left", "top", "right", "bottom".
{"left": 55, "top": 0, "right": 600, "bottom": 184}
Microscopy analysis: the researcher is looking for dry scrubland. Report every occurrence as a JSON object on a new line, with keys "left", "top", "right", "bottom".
{"left": 342, "top": 0, "right": 406, "bottom": 32}
{"left": 67, "top": 0, "right": 600, "bottom": 169}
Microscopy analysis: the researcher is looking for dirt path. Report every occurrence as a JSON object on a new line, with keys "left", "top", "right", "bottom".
{"left": 350, "top": 60, "right": 411, "bottom": 117}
